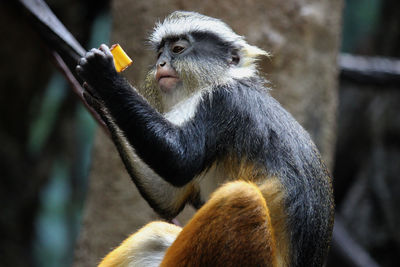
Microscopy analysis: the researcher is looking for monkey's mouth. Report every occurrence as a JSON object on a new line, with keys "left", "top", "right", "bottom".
{"left": 158, "top": 75, "right": 179, "bottom": 82}
{"left": 158, "top": 77, "right": 180, "bottom": 93}
{"left": 156, "top": 72, "right": 180, "bottom": 93}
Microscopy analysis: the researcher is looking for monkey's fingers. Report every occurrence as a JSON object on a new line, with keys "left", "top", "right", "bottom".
{"left": 99, "top": 44, "right": 113, "bottom": 59}
{"left": 75, "top": 64, "right": 85, "bottom": 79}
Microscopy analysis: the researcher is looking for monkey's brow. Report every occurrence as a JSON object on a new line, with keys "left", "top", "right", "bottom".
{"left": 158, "top": 35, "right": 187, "bottom": 49}
{"left": 156, "top": 40, "right": 165, "bottom": 51}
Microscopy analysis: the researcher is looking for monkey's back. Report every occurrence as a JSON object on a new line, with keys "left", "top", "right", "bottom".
{"left": 197, "top": 78, "right": 334, "bottom": 266}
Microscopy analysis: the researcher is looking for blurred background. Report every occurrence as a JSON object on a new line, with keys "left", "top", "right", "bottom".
{"left": 0, "top": 0, "right": 399, "bottom": 266}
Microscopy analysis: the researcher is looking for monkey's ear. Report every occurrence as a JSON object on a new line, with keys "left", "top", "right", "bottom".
{"left": 229, "top": 49, "right": 240, "bottom": 65}
{"left": 239, "top": 44, "right": 270, "bottom": 67}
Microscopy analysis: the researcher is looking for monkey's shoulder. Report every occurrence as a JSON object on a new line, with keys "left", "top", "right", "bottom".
{"left": 205, "top": 81, "right": 330, "bottom": 179}
{"left": 206, "top": 80, "right": 307, "bottom": 137}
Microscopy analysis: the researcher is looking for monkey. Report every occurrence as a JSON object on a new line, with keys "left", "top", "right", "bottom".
{"left": 76, "top": 11, "right": 334, "bottom": 267}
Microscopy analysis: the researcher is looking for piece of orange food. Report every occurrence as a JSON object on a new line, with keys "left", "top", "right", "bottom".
{"left": 110, "top": 44, "right": 133, "bottom": 72}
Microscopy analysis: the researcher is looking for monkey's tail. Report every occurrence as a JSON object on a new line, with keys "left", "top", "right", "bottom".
{"left": 161, "top": 181, "right": 284, "bottom": 267}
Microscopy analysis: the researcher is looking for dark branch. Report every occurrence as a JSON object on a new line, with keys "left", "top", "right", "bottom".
{"left": 331, "top": 215, "right": 381, "bottom": 267}
{"left": 339, "top": 53, "right": 400, "bottom": 86}
{"left": 16, "top": 0, "right": 110, "bottom": 132}
{"left": 51, "top": 51, "right": 109, "bottom": 134}
{"left": 18, "top": 0, "right": 85, "bottom": 61}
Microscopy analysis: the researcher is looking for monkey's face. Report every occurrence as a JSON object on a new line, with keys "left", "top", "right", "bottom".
{"left": 155, "top": 33, "right": 237, "bottom": 91}
{"left": 148, "top": 31, "right": 243, "bottom": 112}
{"left": 155, "top": 39, "right": 189, "bottom": 93}
{"left": 146, "top": 11, "right": 269, "bottom": 112}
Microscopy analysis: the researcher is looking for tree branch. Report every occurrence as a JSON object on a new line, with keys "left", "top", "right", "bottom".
{"left": 331, "top": 215, "right": 381, "bottom": 267}
{"left": 339, "top": 53, "right": 400, "bottom": 86}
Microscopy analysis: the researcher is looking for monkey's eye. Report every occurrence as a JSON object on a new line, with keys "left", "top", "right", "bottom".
{"left": 171, "top": 40, "right": 189, "bottom": 55}
{"left": 172, "top": 45, "right": 185, "bottom": 54}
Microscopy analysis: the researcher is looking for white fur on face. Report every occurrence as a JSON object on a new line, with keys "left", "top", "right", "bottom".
{"left": 149, "top": 11, "right": 245, "bottom": 49}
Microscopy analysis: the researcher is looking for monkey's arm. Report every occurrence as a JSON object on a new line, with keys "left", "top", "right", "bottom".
{"left": 76, "top": 45, "right": 208, "bottom": 186}
{"left": 76, "top": 45, "right": 207, "bottom": 215}
{"left": 92, "top": 101, "right": 202, "bottom": 218}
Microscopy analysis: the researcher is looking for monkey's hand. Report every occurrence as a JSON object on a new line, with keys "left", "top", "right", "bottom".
{"left": 76, "top": 44, "right": 120, "bottom": 101}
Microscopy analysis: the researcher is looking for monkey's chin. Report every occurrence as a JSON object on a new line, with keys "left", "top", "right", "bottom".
{"left": 158, "top": 77, "right": 181, "bottom": 93}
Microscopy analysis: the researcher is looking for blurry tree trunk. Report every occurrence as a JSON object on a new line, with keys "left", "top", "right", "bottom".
{"left": 74, "top": 0, "right": 342, "bottom": 265}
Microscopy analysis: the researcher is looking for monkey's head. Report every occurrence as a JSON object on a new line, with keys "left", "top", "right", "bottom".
{"left": 145, "top": 11, "right": 269, "bottom": 111}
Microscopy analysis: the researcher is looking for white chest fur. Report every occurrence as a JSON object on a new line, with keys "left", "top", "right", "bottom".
{"left": 164, "top": 90, "right": 204, "bottom": 126}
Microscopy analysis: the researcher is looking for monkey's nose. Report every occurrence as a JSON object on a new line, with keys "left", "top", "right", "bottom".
{"left": 159, "top": 61, "right": 166, "bottom": 67}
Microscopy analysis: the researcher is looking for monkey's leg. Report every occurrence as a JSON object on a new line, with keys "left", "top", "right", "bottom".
{"left": 98, "top": 221, "right": 181, "bottom": 267}
{"left": 161, "top": 181, "right": 279, "bottom": 267}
